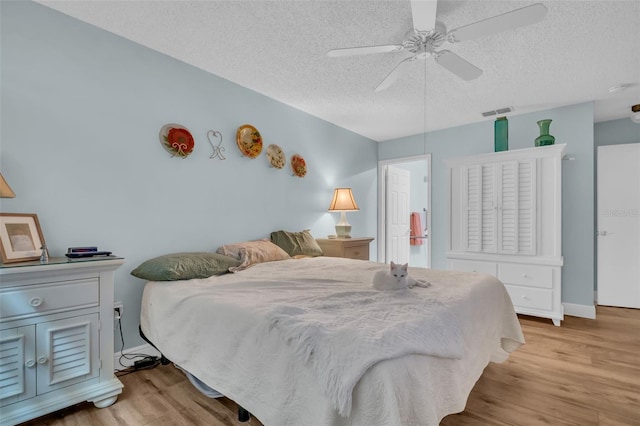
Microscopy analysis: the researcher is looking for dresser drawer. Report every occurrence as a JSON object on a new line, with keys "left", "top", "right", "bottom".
{"left": 450, "top": 260, "right": 498, "bottom": 276}
{"left": 499, "top": 264, "right": 553, "bottom": 289}
{"left": 316, "top": 238, "right": 373, "bottom": 260}
{"left": 504, "top": 284, "right": 553, "bottom": 311}
{"left": 0, "top": 279, "right": 99, "bottom": 321}
{"left": 344, "top": 246, "right": 369, "bottom": 260}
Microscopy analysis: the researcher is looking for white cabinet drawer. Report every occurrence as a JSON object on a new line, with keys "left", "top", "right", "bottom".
{"left": 499, "top": 264, "right": 553, "bottom": 288}
{"left": 0, "top": 279, "right": 99, "bottom": 321}
{"left": 504, "top": 284, "right": 553, "bottom": 311}
{"left": 450, "top": 260, "right": 498, "bottom": 276}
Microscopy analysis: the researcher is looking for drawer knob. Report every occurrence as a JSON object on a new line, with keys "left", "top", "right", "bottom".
{"left": 522, "top": 273, "right": 528, "bottom": 278}
{"left": 29, "top": 297, "right": 43, "bottom": 307}
{"left": 37, "top": 356, "right": 48, "bottom": 365}
{"left": 522, "top": 295, "right": 530, "bottom": 301}
{"left": 25, "top": 359, "right": 36, "bottom": 368}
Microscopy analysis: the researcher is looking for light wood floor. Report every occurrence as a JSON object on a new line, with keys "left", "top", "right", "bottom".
{"left": 19, "top": 306, "right": 639, "bottom": 426}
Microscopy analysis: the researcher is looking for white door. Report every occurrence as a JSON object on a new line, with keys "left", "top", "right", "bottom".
{"left": 597, "top": 143, "right": 640, "bottom": 308}
{"left": 386, "top": 166, "right": 411, "bottom": 264}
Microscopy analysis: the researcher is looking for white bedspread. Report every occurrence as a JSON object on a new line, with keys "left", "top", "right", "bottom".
{"left": 140, "top": 257, "right": 524, "bottom": 426}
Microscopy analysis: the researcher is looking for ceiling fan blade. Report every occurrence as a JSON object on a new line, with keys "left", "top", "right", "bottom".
{"left": 375, "top": 56, "right": 416, "bottom": 92}
{"left": 435, "top": 50, "right": 482, "bottom": 81}
{"left": 447, "top": 3, "right": 547, "bottom": 43}
{"left": 327, "top": 44, "right": 403, "bottom": 58}
{"left": 410, "top": 0, "right": 438, "bottom": 32}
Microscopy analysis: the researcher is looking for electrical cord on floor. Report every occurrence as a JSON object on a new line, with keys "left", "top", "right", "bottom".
{"left": 114, "top": 314, "right": 160, "bottom": 377}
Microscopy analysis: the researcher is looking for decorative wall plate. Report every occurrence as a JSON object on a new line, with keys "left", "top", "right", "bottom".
{"left": 266, "top": 144, "right": 285, "bottom": 169}
{"left": 160, "top": 123, "right": 195, "bottom": 158}
{"left": 291, "top": 154, "right": 307, "bottom": 178}
{"left": 236, "top": 124, "right": 263, "bottom": 158}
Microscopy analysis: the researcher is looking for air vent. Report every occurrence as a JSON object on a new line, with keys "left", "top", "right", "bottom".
{"left": 482, "top": 107, "right": 513, "bottom": 117}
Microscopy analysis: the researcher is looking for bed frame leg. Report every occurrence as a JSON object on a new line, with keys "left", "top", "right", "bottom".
{"left": 238, "top": 406, "right": 250, "bottom": 422}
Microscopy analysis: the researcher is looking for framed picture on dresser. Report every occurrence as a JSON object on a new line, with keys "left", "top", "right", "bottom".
{"left": 0, "top": 213, "right": 46, "bottom": 263}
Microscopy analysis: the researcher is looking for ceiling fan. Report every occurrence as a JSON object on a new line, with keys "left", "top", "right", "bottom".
{"left": 327, "top": 1, "right": 548, "bottom": 92}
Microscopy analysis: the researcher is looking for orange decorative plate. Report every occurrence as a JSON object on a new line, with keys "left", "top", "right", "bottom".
{"left": 160, "top": 123, "right": 195, "bottom": 158}
{"left": 291, "top": 154, "right": 307, "bottom": 178}
{"left": 236, "top": 124, "right": 263, "bottom": 158}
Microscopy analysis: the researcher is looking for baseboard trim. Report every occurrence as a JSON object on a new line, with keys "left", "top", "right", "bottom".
{"left": 563, "top": 303, "right": 596, "bottom": 319}
{"left": 113, "top": 343, "right": 161, "bottom": 371}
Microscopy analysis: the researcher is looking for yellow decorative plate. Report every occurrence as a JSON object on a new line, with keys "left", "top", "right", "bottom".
{"left": 236, "top": 124, "right": 263, "bottom": 158}
{"left": 266, "top": 144, "right": 285, "bottom": 169}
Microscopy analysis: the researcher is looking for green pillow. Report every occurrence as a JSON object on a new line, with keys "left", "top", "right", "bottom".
{"left": 270, "top": 229, "right": 323, "bottom": 257}
{"left": 131, "top": 252, "right": 241, "bottom": 281}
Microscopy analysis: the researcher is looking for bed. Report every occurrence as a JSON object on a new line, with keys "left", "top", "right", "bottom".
{"left": 139, "top": 255, "right": 524, "bottom": 426}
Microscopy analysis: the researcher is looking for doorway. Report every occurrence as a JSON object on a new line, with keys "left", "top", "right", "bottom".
{"left": 378, "top": 155, "right": 431, "bottom": 268}
{"left": 596, "top": 143, "right": 640, "bottom": 308}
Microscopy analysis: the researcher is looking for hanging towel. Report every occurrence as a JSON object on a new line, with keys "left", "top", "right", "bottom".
{"left": 410, "top": 212, "right": 423, "bottom": 246}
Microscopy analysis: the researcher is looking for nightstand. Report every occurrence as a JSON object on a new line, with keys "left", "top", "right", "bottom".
{"left": 0, "top": 257, "right": 124, "bottom": 425}
{"left": 316, "top": 237, "right": 374, "bottom": 260}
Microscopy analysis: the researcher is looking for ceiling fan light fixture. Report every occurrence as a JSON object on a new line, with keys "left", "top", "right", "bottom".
{"left": 328, "top": 2, "right": 548, "bottom": 91}
{"left": 631, "top": 104, "right": 640, "bottom": 124}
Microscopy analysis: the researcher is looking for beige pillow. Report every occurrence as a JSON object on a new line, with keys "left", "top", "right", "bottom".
{"left": 217, "top": 239, "right": 291, "bottom": 272}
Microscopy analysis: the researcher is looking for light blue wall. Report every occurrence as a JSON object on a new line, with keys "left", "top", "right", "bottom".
{"left": 0, "top": 1, "right": 378, "bottom": 351}
{"left": 594, "top": 118, "right": 640, "bottom": 147}
{"left": 380, "top": 102, "right": 596, "bottom": 308}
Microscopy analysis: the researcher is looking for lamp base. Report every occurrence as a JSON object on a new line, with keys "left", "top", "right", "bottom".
{"left": 335, "top": 224, "right": 352, "bottom": 238}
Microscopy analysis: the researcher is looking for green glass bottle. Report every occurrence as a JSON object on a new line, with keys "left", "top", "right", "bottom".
{"left": 494, "top": 117, "right": 508, "bottom": 152}
{"left": 535, "top": 119, "right": 555, "bottom": 146}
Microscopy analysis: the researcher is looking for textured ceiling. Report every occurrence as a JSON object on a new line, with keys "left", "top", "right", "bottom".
{"left": 36, "top": 0, "right": 640, "bottom": 142}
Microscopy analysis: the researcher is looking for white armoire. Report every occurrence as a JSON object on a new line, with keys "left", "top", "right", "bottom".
{"left": 447, "top": 144, "right": 565, "bottom": 326}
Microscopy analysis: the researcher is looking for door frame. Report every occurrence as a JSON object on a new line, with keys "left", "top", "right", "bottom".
{"left": 378, "top": 154, "right": 432, "bottom": 266}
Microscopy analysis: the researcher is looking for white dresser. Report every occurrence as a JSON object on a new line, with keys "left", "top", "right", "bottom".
{"left": 447, "top": 144, "right": 565, "bottom": 326}
{"left": 0, "top": 257, "right": 124, "bottom": 425}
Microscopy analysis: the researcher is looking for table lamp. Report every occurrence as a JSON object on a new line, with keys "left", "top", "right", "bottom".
{"left": 0, "top": 173, "right": 15, "bottom": 198}
{"left": 328, "top": 188, "right": 359, "bottom": 238}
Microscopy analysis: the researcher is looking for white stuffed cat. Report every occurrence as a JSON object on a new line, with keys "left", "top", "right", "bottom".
{"left": 373, "top": 261, "right": 431, "bottom": 290}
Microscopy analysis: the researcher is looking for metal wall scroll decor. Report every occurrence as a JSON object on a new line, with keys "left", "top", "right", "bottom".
{"left": 208, "top": 130, "right": 226, "bottom": 160}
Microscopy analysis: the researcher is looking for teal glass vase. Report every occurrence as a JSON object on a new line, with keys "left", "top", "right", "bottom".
{"left": 494, "top": 117, "right": 508, "bottom": 152}
{"left": 535, "top": 119, "right": 555, "bottom": 147}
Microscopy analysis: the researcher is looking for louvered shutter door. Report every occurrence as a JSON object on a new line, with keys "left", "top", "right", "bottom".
{"left": 0, "top": 327, "right": 35, "bottom": 405}
{"left": 498, "top": 161, "right": 519, "bottom": 253}
{"left": 480, "top": 164, "right": 497, "bottom": 253}
{"left": 497, "top": 159, "right": 536, "bottom": 255}
{"left": 0, "top": 334, "right": 25, "bottom": 402}
{"left": 36, "top": 314, "right": 99, "bottom": 394}
{"left": 517, "top": 159, "right": 536, "bottom": 254}
{"left": 463, "top": 165, "right": 481, "bottom": 251}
